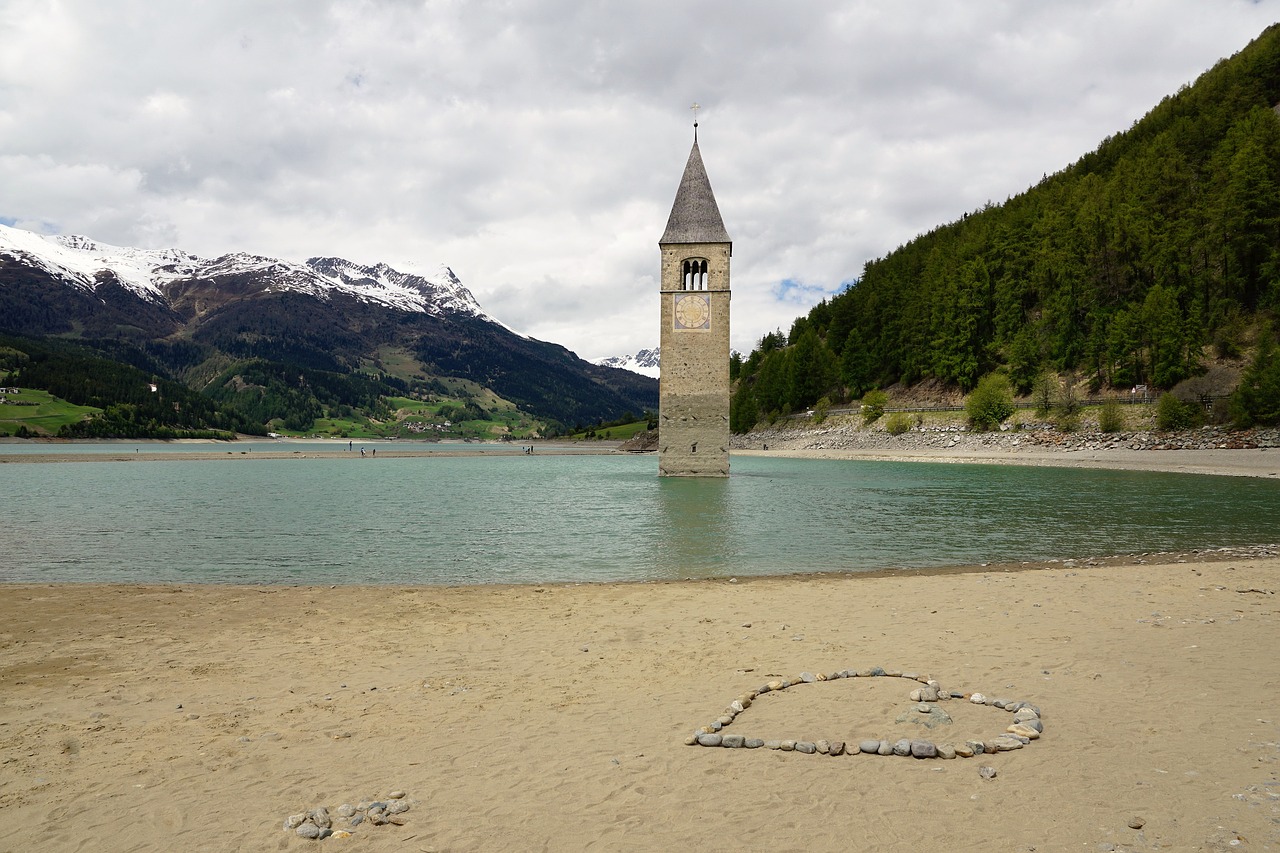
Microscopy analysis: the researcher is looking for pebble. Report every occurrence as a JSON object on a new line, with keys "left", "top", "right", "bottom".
{"left": 969, "top": 693, "right": 987, "bottom": 704}
{"left": 779, "top": 740, "right": 796, "bottom": 751}
{"left": 721, "top": 735, "right": 745, "bottom": 748}
{"left": 877, "top": 740, "right": 894, "bottom": 756}
{"left": 938, "top": 744, "right": 956, "bottom": 760}
{"left": 1008, "top": 723, "right": 1040, "bottom": 740}
{"left": 860, "top": 740, "right": 881, "bottom": 754}
{"left": 816, "top": 739, "right": 830, "bottom": 754}
{"left": 910, "top": 740, "right": 937, "bottom": 759}
{"left": 744, "top": 738, "right": 764, "bottom": 749}
{"left": 795, "top": 741, "right": 817, "bottom": 754}
{"left": 296, "top": 824, "right": 322, "bottom": 839}
{"left": 696, "top": 733, "right": 722, "bottom": 747}
{"left": 829, "top": 741, "right": 845, "bottom": 756}
{"left": 1128, "top": 816, "right": 1146, "bottom": 829}
{"left": 764, "top": 740, "right": 782, "bottom": 750}
{"left": 979, "top": 766, "right": 998, "bottom": 780}
{"left": 799, "top": 672, "right": 817, "bottom": 683}
{"left": 916, "top": 702, "right": 932, "bottom": 713}
{"left": 954, "top": 743, "right": 975, "bottom": 758}
{"left": 893, "top": 739, "right": 912, "bottom": 757}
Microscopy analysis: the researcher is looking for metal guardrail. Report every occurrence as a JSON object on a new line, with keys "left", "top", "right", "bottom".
{"left": 790, "top": 394, "right": 1231, "bottom": 420}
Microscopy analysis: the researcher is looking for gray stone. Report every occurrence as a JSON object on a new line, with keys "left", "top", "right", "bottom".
{"left": 1021, "top": 718, "right": 1044, "bottom": 733}
{"left": 284, "top": 814, "right": 307, "bottom": 830}
{"left": 1012, "top": 708, "right": 1040, "bottom": 723}
{"left": 1127, "top": 816, "right": 1145, "bottom": 829}
{"left": 954, "top": 743, "right": 974, "bottom": 758}
{"left": 744, "top": 738, "right": 764, "bottom": 749}
{"left": 965, "top": 740, "right": 986, "bottom": 755}
{"left": 969, "top": 692, "right": 986, "bottom": 704}
{"left": 696, "top": 733, "right": 722, "bottom": 747}
{"left": 720, "top": 734, "right": 745, "bottom": 748}
{"left": 910, "top": 740, "right": 937, "bottom": 758}
{"left": 764, "top": 740, "right": 782, "bottom": 750}
{"left": 979, "top": 765, "right": 998, "bottom": 780}
{"left": 335, "top": 804, "right": 356, "bottom": 819}
{"left": 829, "top": 741, "right": 845, "bottom": 756}
{"left": 816, "top": 740, "right": 830, "bottom": 754}
{"left": 794, "top": 741, "right": 817, "bottom": 754}
{"left": 387, "top": 800, "right": 410, "bottom": 815}
{"left": 892, "top": 739, "right": 912, "bottom": 756}
{"left": 860, "top": 740, "right": 880, "bottom": 754}
{"left": 309, "top": 808, "right": 331, "bottom": 829}
{"left": 388, "top": 790, "right": 406, "bottom": 800}
{"left": 296, "top": 823, "right": 322, "bottom": 839}
{"left": 877, "top": 740, "right": 894, "bottom": 756}
{"left": 779, "top": 740, "right": 796, "bottom": 751}
{"left": 916, "top": 702, "right": 932, "bottom": 713}
{"left": 717, "top": 715, "right": 734, "bottom": 726}
{"left": 799, "top": 672, "right": 817, "bottom": 683}
{"left": 869, "top": 667, "right": 886, "bottom": 676}
{"left": 920, "top": 686, "right": 940, "bottom": 702}
{"left": 938, "top": 743, "right": 957, "bottom": 759}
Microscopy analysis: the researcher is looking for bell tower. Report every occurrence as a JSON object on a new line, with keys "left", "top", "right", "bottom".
{"left": 658, "top": 117, "right": 731, "bottom": 477}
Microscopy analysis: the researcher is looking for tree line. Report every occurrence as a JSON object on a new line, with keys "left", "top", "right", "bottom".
{"left": 732, "top": 24, "right": 1280, "bottom": 433}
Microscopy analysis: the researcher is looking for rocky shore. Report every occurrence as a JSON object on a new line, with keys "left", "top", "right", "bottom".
{"left": 734, "top": 419, "right": 1280, "bottom": 456}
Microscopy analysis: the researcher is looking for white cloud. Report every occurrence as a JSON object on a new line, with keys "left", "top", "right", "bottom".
{"left": 1, "top": 0, "right": 1276, "bottom": 359}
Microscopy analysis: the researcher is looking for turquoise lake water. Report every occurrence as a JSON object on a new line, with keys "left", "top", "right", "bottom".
{"left": 2, "top": 451, "right": 1278, "bottom": 585}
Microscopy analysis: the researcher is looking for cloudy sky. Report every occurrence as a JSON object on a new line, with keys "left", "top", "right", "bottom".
{"left": 2, "top": 1, "right": 1277, "bottom": 361}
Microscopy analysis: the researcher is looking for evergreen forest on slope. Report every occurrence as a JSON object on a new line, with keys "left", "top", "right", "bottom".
{"left": 731, "top": 24, "right": 1280, "bottom": 433}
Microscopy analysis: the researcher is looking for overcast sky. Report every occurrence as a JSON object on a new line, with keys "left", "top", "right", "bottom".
{"left": 2, "top": 1, "right": 1277, "bottom": 361}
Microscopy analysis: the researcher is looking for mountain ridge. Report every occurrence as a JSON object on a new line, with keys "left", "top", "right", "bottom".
{"left": 0, "top": 223, "right": 657, "bottom": 434}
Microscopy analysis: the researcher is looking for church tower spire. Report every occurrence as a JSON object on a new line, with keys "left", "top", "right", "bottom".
{"left": 657, "top": 127, "right": 732, "bottom": 477}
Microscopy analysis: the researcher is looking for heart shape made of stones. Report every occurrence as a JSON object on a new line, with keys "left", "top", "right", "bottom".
{"left": 684, "top": 666, "right": 1044, "bottom": 759}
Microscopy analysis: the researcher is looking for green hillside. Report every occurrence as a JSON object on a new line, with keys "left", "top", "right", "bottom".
{"left": 733, "top": 24, "right": 1280, "bottom": 432}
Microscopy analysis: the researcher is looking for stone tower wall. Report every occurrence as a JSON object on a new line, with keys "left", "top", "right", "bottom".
{"left": 659, "top": 242, "right": 731, "bottom": 476}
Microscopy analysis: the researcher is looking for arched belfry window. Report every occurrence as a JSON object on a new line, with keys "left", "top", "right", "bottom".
{"left": 682, "top": 259, "right": 709, "bottom": 290}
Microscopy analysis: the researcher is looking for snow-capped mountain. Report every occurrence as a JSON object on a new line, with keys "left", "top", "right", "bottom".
{"left": 0, "top": 223, "right": 493, "bottom": 322}
{"left": 594, "top": 346, "right": 660, "bottom": 378}
{"left": 0, "top": 223, "right": 658, "bottom": 427}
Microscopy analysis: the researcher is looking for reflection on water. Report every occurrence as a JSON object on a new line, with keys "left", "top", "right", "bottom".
{"left": 655, "top": 475, "right": 736, "bottom": 575}
{"left": 1, "top": 453, "right": 1277, "bottom": 585}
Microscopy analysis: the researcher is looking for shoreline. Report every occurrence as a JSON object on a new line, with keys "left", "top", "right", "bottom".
{"left": 3, "top": 554, "right": 1278, "bottom": 851}
{"left": 4, "top": 542, "right": 1273, "bottom": 591}
{"left": 5, "top": 443, "right": 1277, "bottom": 478}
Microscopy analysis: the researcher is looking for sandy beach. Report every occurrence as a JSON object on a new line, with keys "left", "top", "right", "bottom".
{"left": 1, "top": 552, "right": 1277, "bottom": 852}
{"left": 2, "top": 441, "right": 1279, "bottom": 851}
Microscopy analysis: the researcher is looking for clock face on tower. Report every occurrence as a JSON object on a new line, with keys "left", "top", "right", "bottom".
{"left": 673, "top": 293, "right": 710, "bottom": 330}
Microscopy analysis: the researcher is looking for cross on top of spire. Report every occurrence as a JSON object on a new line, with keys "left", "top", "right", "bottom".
{"left": 691, "top": 102, "right": 700, "bottom": 142}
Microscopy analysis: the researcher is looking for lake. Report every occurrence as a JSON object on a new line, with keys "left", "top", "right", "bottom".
{"left": 3, "top": 449, "right": 1278, "bottom": 585}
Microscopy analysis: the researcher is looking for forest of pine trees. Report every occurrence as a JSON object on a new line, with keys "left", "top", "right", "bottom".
{"left": 732, "top": 24, "right": 1280, "bottom": 433}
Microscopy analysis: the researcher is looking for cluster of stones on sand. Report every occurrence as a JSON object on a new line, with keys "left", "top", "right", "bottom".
{"left": 684, "top": 668, "right": 1044, "bottom": 759}
{"left": 283, "top": 791, "right": 412, "bottom": 841}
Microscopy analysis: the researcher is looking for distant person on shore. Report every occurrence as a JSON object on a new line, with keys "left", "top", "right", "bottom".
{"left": 360, "top": 447, "right": 365, "bottom": 457}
